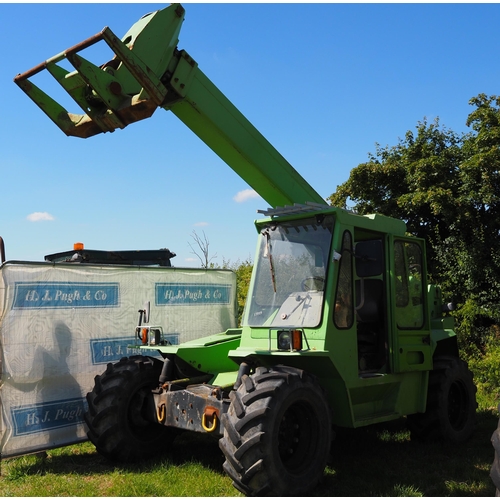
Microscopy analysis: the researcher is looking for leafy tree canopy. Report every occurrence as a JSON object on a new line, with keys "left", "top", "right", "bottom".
{"left": 328, "top": 94, "right": 500, "bottom": 349}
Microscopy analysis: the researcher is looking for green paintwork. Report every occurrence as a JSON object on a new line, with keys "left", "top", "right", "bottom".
{"left": 139, "top": 330, "right": 242, "bottom": 375}
{"left": 14, "top": 4, "right": 323, "bottom": 209}
{"left": 15, "top": 3, "right": 462, "bottom": 430}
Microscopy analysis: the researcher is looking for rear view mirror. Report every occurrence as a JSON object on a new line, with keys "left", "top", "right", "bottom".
{"left": 143, "top": 301, "right": 151, "bottom": 324}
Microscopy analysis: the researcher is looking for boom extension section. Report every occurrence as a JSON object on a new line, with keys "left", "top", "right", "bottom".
{"left": 14, "top": 3, "right": 324, "bottom": 208}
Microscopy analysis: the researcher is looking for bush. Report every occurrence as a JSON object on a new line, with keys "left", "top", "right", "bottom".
{"left": 467, "top": 330, "right": 500, "bottom": 408}
{"left": 220, "top": 257, "right": 253, "bottom": 325}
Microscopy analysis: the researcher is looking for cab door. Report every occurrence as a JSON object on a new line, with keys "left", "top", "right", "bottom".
{"left": 390, "top": 237, "right": 432, "bottom": 373}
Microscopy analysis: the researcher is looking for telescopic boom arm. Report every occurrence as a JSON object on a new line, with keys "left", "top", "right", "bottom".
{"left": 14, "top": 4, "right": 325, "bottom": 209}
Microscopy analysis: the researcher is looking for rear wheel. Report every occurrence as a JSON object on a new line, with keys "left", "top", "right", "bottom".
{"left": 85, "top": 355, "right": 177, "bottom": 462}
{"left": 219, "top": 365, "right": 332, "bottom": 496}
{"left": 490, "top": 406, "right": 500, "bottom": 494}
{"left": 407, "top": 356, "right": 477, "bottom": 442}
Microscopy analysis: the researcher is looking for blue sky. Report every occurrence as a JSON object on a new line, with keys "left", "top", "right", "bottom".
{"left": 2, "top": 2, "right": 499, "bottom": 266}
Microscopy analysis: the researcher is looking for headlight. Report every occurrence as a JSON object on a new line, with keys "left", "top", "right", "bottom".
{"left": 277, "top": 330, "right": 292, "bottom": 350}
{"left": 277, "top": 329, "right": 303, "bottom": 351}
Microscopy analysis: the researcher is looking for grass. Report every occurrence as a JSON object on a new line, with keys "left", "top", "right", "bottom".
{"left": 1, "top": 404, "right": 498, "bottom": 496}
{"left": 319, "top": 406, "right": 497, "bottom": 497}
{"left": 0, "top": 432, "right": 236, "bottom": 497}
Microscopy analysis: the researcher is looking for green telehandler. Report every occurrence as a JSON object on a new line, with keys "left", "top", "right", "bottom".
{"left": 15, "top": 4, "right": 477, "bottom": 496}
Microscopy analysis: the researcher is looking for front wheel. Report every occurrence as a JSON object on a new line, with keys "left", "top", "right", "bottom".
{"left": 407, "top": 356, "right": 477, "bottom": 442}
{"left": 85, "top": 355, "right": 178, "bottom": 462}
{"left": 491, "top": 407, "right": 500, "bottom": 495}
{"left": 219, "top": 365, "right": 332, "bottom": 496}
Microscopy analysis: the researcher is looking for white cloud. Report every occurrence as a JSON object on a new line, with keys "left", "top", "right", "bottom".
{"left": 194, "top": 221, "right": 209, "bottom": 227}
{"left": 233, "top": 189, "right": 260, "bottom": 203}
{"left": 27, "top": 212, "right": 55, "bottom": 222}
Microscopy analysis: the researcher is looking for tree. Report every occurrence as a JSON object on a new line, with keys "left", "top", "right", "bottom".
{"left": 188, "top": 230, "right": 217, "bottom": 269}
{"left": 225, "top": 257, "right": 253, "bottom": 324}
{"left": 456, "top": 95, "right": 500, "bottom": 308}
{"left": 187, "top": 229, "right": 253, "bottom": 324}
{"left": 328, "top": 94, "right": 500, "bottom": 352}
{"left": 329, "top": 117, "right": 465, "bottom": 278}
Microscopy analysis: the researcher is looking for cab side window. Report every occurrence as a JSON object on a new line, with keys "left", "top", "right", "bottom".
{"left": 334, "top": 231, "right": 353, "bottom": 329}
{"left": 394, "top": 241, "right": 424, "bottom": 329}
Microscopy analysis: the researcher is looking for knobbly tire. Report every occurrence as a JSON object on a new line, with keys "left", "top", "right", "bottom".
{"left": 491, "top": 407, "right": 500, "bottom": 495}
{"left": 219, "top": 365, "right": 332, "bottom": 496}
{"left": 85, "top": 355, "right": 177, "bottom": 462}
{"left": 407, "top": 356, "right": 477, "bottom": 442}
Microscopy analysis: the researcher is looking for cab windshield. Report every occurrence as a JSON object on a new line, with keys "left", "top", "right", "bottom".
{"left": 243, "top": 215, "right": 334, "bottom": 328}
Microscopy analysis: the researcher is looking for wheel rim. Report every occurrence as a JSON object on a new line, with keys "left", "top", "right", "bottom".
{"left": 448, "top": 379, "right": 468, "bottom": 431}
{"left": 278, "top": 401, "right": 318, "bottom": 473}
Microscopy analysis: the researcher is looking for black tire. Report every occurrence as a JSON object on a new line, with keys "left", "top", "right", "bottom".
{"left": 407, "top": 356, "right": 477, "bottom": 442}
{"left": 85, "top": 355, "right": 177, "bottom": 462}
{"left": 219, "top": 365, "right": 332, "bottom": 496}
{"left": 491, "top": 406, "right": 500, "bottom": 495}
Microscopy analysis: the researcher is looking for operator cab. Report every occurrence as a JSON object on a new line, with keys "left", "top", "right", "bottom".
{"left": 337, "top": 230, "right": 427, "bottom": 375}
{"left": 243, "top": 214, "right": 334, "bottom": 329}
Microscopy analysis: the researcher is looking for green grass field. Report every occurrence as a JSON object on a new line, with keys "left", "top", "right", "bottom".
{"left": 1, "top": 403, "right": 497, "bottom": 497}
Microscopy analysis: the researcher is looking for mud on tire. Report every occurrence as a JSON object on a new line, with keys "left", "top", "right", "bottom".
{"left": 407, "top": 356, "right": 477, "bottom": 442}
{"left": 219, "top": 365, "right": 332, "bottom": 496}
{"left": 85, "top": 355, "right": 177, "bottom": 462}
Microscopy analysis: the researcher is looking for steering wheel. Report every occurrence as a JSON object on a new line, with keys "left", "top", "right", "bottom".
{"left": 301, "top": 276, "right": 325, "bottom": 292}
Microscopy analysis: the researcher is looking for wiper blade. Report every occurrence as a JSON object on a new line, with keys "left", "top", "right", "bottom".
{"left": 263, "top": 229, "right": 277, "bottom": 293}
